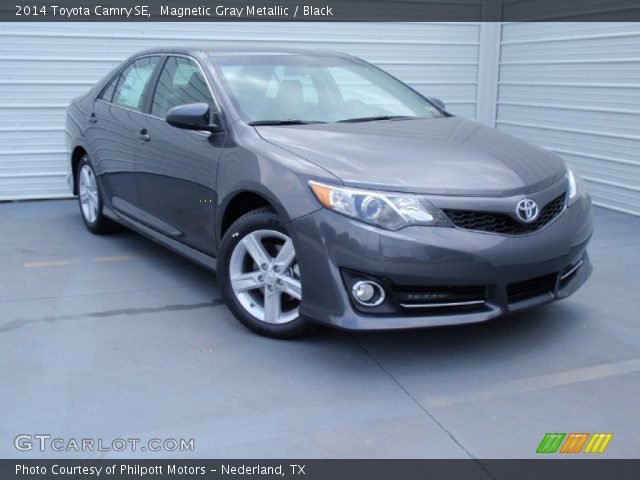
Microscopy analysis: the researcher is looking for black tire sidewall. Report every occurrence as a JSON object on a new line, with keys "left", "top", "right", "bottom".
{"left": 218, "top": 208, "right": 315, "bottom": 339}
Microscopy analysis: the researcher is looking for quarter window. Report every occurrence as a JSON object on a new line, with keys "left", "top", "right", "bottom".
{"left": 151, "top": 57, "right": 215, "bottom": 119}
{"left": 112, "top": 56, "right": 161, "bottom": 111}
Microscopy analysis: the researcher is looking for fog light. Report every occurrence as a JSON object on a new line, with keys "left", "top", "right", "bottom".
{"left": 351, "top": 280, "right": 385, "bottom": 307}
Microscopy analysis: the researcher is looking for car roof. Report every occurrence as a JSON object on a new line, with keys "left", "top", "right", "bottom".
{"left": 134, "top": 46, "right": 351, "bottom": 58}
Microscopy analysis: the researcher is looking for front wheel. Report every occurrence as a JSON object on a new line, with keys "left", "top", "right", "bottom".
{"left": 218, "top": 208, "right": 317, "bottom": 339}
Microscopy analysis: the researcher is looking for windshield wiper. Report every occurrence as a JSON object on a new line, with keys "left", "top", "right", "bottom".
{"left": 337, "top": 115, "right": 419, "bottom": 123}
{"left": 248, "top": 120, "right": 326, "bottom": 126}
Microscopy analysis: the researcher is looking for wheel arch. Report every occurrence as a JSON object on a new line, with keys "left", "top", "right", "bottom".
{"left": 70, "top": 145, "right": 88, "bottom": 195}
{"left": 217, "top": 186, "right": 291, "bottom": 245}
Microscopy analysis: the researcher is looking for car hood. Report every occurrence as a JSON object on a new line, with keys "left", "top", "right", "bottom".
{"left": 255, "top": 117, "right": 567, "bottom": 196}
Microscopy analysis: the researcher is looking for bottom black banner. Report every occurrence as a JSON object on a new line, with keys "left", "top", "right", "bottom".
{"left": 3, "top": 459, "right": 640, "bottom": 480}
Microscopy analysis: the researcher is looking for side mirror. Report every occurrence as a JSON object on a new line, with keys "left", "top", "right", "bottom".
{"left": 166, "top": 103, "right": 223, "bottom": 133}
{"left": 429, "top": 98, "right": 446, "bottom": 111}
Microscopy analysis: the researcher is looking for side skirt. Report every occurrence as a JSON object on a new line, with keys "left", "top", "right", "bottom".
{"left": 104, "top": 205, "right": 217, "bottom": 272}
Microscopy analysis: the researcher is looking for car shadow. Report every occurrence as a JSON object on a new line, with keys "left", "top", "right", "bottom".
{"left": 316, "top": 301, "right": 587, "bottom": 366}
{"left": 92, "top": 214, "right": 586, "bottom": 363}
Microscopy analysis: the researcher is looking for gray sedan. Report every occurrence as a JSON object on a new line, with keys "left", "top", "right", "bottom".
{"left": 65, "top": 47, "right": 593, "bottom": 338}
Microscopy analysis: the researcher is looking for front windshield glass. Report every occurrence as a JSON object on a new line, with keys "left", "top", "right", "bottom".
{"left": 211, "top": 54, "right": 445, "bottom": 124}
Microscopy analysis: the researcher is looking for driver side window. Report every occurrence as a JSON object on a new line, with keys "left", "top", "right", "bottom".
{"left": 151, "top": 56, "right": 215, "bottom": 119}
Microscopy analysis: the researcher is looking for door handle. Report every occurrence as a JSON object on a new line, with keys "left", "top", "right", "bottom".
{"left": 137, "top": 129, "right": 150, "bottom": 142}
{"left": 88, "top": 113, "right": 97, "bottom": 123}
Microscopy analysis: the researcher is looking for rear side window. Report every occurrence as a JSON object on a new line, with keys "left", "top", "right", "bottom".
{"left": 151, "top": 56, "right": 214, "bottom": 119}
{"left": 112, "top": 56, "right": 161, "bottom": 111}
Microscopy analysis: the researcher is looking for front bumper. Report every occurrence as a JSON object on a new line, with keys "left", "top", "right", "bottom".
{"left": 289, "top": 195, "right": 593, "bottom": 330}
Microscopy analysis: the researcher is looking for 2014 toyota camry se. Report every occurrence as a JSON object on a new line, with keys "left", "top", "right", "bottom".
{"left": 65, "top": 47, "right": 593, "bottom": 338}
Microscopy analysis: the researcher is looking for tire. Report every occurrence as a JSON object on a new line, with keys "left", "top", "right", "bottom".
{"left": 218, "top": 207, "right": 317, "bottom": 339}
{"left": 76, "top": 155, "right": 120, "bottom": 234}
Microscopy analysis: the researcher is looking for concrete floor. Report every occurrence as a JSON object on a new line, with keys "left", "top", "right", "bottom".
{"left": 0, "top": 199, "right": 638, "bottom": 459}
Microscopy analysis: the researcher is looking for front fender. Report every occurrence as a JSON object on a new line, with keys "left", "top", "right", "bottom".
{"left": 215, "top": 125, "right": 340, "bottom": 243}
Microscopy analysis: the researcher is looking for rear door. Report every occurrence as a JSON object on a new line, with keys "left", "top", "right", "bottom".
{"left": 135, "top": 55, "right": 225, "bottom": 255}
{"left": 88, "top": 55, "right": 162, "bottom": 211}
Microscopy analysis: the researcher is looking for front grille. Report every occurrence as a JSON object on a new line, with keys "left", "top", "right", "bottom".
{"left": 391, "top": 285, "right": 487, "bottom": 312}
{"left": 507, "top": 273, "right": 557, "bottom": 303}
{"left": 443, "top": 193, "right": 566, "bottom": 235}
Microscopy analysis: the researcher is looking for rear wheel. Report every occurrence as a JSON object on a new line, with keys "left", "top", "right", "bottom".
{"left": 77, "top": 156, "right": 119, "bottom": 234}
{"left": 218, "top": 208, "right": 316, "bottom": 338}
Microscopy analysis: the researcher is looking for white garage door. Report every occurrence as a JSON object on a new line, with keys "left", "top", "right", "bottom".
{"left": 0, "top": 22, "right": 482, "bottom": 200}
{"left": 496, "top": 22, "right": 640, "bottom": 216}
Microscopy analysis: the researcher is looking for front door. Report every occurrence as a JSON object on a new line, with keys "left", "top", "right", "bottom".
{"left": 135, "top": 55, "right": 225, "bottom": 256}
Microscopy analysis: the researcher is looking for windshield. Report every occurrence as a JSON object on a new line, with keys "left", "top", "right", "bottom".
{"left": 210, "top": 55, "right": 445, "bottom": 124}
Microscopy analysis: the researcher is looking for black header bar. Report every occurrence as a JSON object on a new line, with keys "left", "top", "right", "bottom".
{"left": 3, "top": 459, "right": 640, "bottom": 480}
{"left": 5, "top": 0, "right": 640, "bottom": 22}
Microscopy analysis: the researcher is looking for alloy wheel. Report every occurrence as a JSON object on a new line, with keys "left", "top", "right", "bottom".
{"left": 78, "top": 164, "right": 99, "bottom": 224}
{"left": 229, "top": 229, "right": 302, "bottom": 324}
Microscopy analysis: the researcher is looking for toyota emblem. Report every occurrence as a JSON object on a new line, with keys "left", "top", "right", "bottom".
{"left": 516, "top": 199, "right": 539, "bottom": 223}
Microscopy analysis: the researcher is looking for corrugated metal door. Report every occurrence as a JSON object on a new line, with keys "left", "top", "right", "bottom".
{"left": 496, "top": 22, "right": 640, "bottom": 216}
{"left": 0, "top": 22, "right": 481, "bottom": 200}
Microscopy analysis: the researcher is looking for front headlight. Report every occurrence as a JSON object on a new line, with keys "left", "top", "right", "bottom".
{"left": 309, "top": 181, "right": 450, "bottom": 230}
{"left": 565, "top": 167, "right": 585, "bottom": 205}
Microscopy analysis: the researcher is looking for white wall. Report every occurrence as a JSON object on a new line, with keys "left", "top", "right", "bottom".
{"left": 0, "top": 22, "right": 482, "bottom": 200}
{"left": 1, "top": 22, "right": 639, "bottom": 217}
{"left": 496, "top": 22, "right": 640, "bottom": 216}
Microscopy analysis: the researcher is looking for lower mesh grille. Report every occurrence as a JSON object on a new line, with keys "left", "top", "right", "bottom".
{"left": 443, "top": 193, "right": 566, "bottom": 235}
{"left": 507, "top": 273, "right": 557, "bottom": 303}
